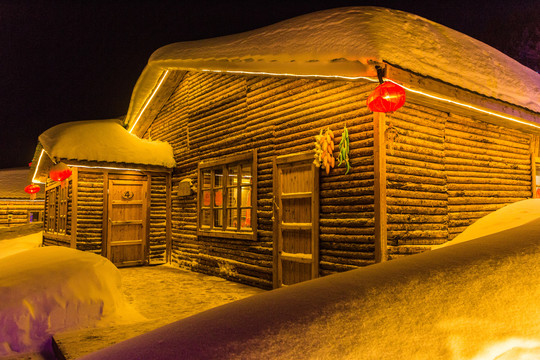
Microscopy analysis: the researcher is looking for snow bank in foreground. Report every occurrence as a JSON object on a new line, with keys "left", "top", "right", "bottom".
{"left": 82, "top": 217, "right": 540, "bottom": 359}
{"left": 0, "top": 246, "right": 141, "bottom": 356}
{"left": 437, "top": 199, "right": 540, "bottom": 248}
{"left": 0, "top": 231, "right": 42, "bottom": 259}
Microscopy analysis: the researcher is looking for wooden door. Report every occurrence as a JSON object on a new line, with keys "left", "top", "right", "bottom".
{"left": 273, "top": 152, "right": 319, "bottom": 288}
{"left": 107, "top": 177, "right": 148, "bottom": 267}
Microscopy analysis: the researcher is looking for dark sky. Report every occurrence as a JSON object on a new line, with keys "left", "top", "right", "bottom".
{"left": 0, "top": 0, "right": 536, "bottom": 169}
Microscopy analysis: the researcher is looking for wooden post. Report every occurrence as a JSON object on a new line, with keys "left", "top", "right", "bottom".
{"left": 166, "top": 172, "right": 172, "bottom": 263}
{"left": 70, "top": 167, "right": 78, "bottom": 248}
{"left": 531, "top": 135, "right": 540, "bottom": 198}
{"left": 373, "top": 112, "right": 388, "bottom": 262}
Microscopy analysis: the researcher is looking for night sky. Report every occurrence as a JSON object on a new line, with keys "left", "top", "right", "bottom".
{"left": 0, "top": 0, "right": 537, "bottom": 169}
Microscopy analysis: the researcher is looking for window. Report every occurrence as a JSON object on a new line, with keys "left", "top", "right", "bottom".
{"left": 45, "top": 183, "right": 69, "bottom": 234}
{"left": 198, "top": 150, "right": 257, "bottom": 240}
{"left": 28, "top": 210, "right": 43, "bottom": 223}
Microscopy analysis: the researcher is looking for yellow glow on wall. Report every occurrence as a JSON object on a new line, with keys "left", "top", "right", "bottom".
{"left": 129, "top": 70, "right": 170, "bottom": 133}
{"left": 196, "top": 68, "right": 540, "bottom": 131}
{"left": 68, "top": 164, "right": 142, "bottom": 172}
{"left": 385, "top": 79, "right": 540, "bottom": 130}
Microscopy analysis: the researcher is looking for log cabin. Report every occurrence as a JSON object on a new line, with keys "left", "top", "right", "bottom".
{"left": 31, "top": 7, "right": 540, "bottom": 289}
{"left": 0, "top": 168, "right": 44, "bottom": 228}
{"left": 30, "top": 119, "right": 175, "bottom": 266}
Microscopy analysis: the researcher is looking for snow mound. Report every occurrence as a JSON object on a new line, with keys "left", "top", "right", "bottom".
{"left": 0, "top": 231, "right": 42, "bottom": 259}
{"left": 81, "top": 220, "right": 540, "bottom": 360}
{"left": 0, "top": 246, "right": 141, "bottom": 356}
{"left": 437, "top": 199, "right": 540, "bottom": 248}
{"left": 39, "top": 119, "right": 175, "bottom": 168}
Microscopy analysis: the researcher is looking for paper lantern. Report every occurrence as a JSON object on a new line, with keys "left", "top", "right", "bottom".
{"left": 367, "top": 82, "right": 406, "bottom": 113}
{"left": 49, "top": 162, "right": 72, "bottom": 182}
{"left": 24, "top": 184, "right": 40, "bottom": 200}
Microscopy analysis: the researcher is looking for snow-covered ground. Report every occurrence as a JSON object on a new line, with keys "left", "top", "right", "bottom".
{"left": 0, "top": 231, "right": 141, "bottom": 358}
{"left": 81, "top": 199, "right": 540, "bottom": 360}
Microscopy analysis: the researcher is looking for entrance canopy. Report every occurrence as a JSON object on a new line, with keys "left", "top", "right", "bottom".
{"left": 32, "top": 119, "right": 175, "bottom": 183}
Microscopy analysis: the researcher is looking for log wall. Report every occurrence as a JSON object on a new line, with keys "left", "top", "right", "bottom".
{"left": 149, "top": 174, "right": 168, "bottom": 264}
{"left": 75, "top": 171, "right": 104, "bottom": 254}
{"left": 445, "top": 114, "right": 532, "bottom": 239}
{"left": 386, "top": 104, "right": 448, "bottom": 257}
{"left": 0, "top": 201, "right": 44, "bottom": 228}
{"left": 144, "top": 70, "right": 535, "bottom": 288}
{"left": 145, "top": 71, "right": 376, "bottom": 288}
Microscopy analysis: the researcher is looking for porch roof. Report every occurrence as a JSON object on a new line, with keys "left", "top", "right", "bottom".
{"left": 38, "top": 119, "right": 175, "bottom": 169}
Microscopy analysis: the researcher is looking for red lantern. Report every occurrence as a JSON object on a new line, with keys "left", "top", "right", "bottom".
{"left": 24, "top": 184, "right": 40, "bottom": 200}
{"left": 49, "top": 162, "right": 72, "bottom": 182}
{"left": 367, "top": 82, "right": 406, "bottom": 113}
{"left": 49, "top": 162, "right": 72, "bottom": 188}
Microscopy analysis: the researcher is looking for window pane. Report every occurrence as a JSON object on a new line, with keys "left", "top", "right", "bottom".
{"left": 202, "top": 170, "right": 211, "bottom": 189}
{"left": 228, "top": 165, "right": 238, "bottom": 186}
{"left": 201, "top": 209, "right": 211, "bottom": 227}
{"left": 214, "top": 168, "right": 223, "bottom": 187}
{"left": 227, "top": 208, "right": 237, "bottom": 229}
{"left": 240, "top": 186, "right": 251, "bottom": 207}
{"left": 240, "top": 208, "right": 252, "bottom": 229}
{"left": 241, "top": 164, "right": 252, "bottom": 185}
{"left": 227, "top": 187, "right": 238, "bottom": 207}
{"left": 202, "top": 190, "right": 211, "bottom": 207}
{"left": 214, "top": 189, "right": 223, "bottom": 207}
{"left": 214, "top": 209, "right": 223, "bottom": 227}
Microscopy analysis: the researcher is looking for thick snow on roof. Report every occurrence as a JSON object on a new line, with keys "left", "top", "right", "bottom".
{"left": 0, "top": 168, "right": 43, "bottom": 200}
{"left": 128, "top": 6, "right": 540, "bottom": 124}
{"left": 39, "top": 119, "right": 175, "bottom": 168}
{"left": 82, "top": 203, "right": 540, "bottom": 359}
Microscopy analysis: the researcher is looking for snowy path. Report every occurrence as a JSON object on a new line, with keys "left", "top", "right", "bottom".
{"left": 54, "top": 265, "right": 264, "bottom": 359}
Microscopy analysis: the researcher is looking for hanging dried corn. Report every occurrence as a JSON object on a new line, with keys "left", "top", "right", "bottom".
{"left": 313, "top": 127, "right": 335, "bottom": 174}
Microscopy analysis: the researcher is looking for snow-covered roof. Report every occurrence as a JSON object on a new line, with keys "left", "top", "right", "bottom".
{"left": 39, "top": 119, "right": 175, "bottom": 168}
{"left": 0, "top": 168, "right": 43, "bottom": 200}
{"left": 126, "top": 6, "right": 540, "bottom": 128}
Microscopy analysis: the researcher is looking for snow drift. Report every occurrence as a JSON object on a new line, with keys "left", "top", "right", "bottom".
{"left": 0, "top": 246, "right": 139, "bottom": 356}
{"left": 0, "top": 231, "right": 42, "bottom": 259}
{"left": 82, "top": 204, "right": 540, "bottom": 359}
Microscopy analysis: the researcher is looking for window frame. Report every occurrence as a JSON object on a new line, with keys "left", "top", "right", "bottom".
{"left": 197, "top": 149, "right": 257, "bottom": 240}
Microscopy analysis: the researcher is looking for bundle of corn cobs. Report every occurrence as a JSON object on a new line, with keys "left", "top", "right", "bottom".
{"left": 314, "top": 128, "right": 335, "bottom": 174}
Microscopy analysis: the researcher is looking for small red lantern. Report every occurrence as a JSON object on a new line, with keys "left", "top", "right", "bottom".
{"left": 49, "top": 162, "right": 72, "bottom": 187}
{"left": 367, "top": 82, "right": 406, "bottom": 113}
{"left": 24, "top": 184, "right": 40, "bottom": 200}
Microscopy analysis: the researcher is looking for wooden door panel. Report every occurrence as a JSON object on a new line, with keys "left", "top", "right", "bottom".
{"left": 107, "top": 178, "right": 147, "bottom": 267}
{"left": 273, "top": 152, "right": 319, "bottom": 288}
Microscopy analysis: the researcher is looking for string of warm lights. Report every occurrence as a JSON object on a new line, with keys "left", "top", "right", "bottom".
{"left": 129, "top": 67, "right": 540, "bottom": 134}
{"left": 128, "top": 69, "right": 170, "bottom": 133}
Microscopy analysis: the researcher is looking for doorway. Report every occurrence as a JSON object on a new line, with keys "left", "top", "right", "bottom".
{"left": 106, "top": 175, "right": 148, "bottom": 267}
{"left": 273, "top": 152, "right": 319, "bottom": 288}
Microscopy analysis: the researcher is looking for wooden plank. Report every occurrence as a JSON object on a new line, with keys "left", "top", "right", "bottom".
{"left": 281, "top": 222, "right": 312, "bottom": 230}
{"left": 281, "top": 192, "right": 312, "bottom": 199}
{"left": 112, "top": 200, "right": 144, "bottom": 205}
{"left": 373, "top": 112, "right": 387, "bottom": 262}
{"left": 110, "top": 220, "right": 144, "bottom": 226}
{"left": 280, "top": 251, "right": 313, "bottom": 263}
